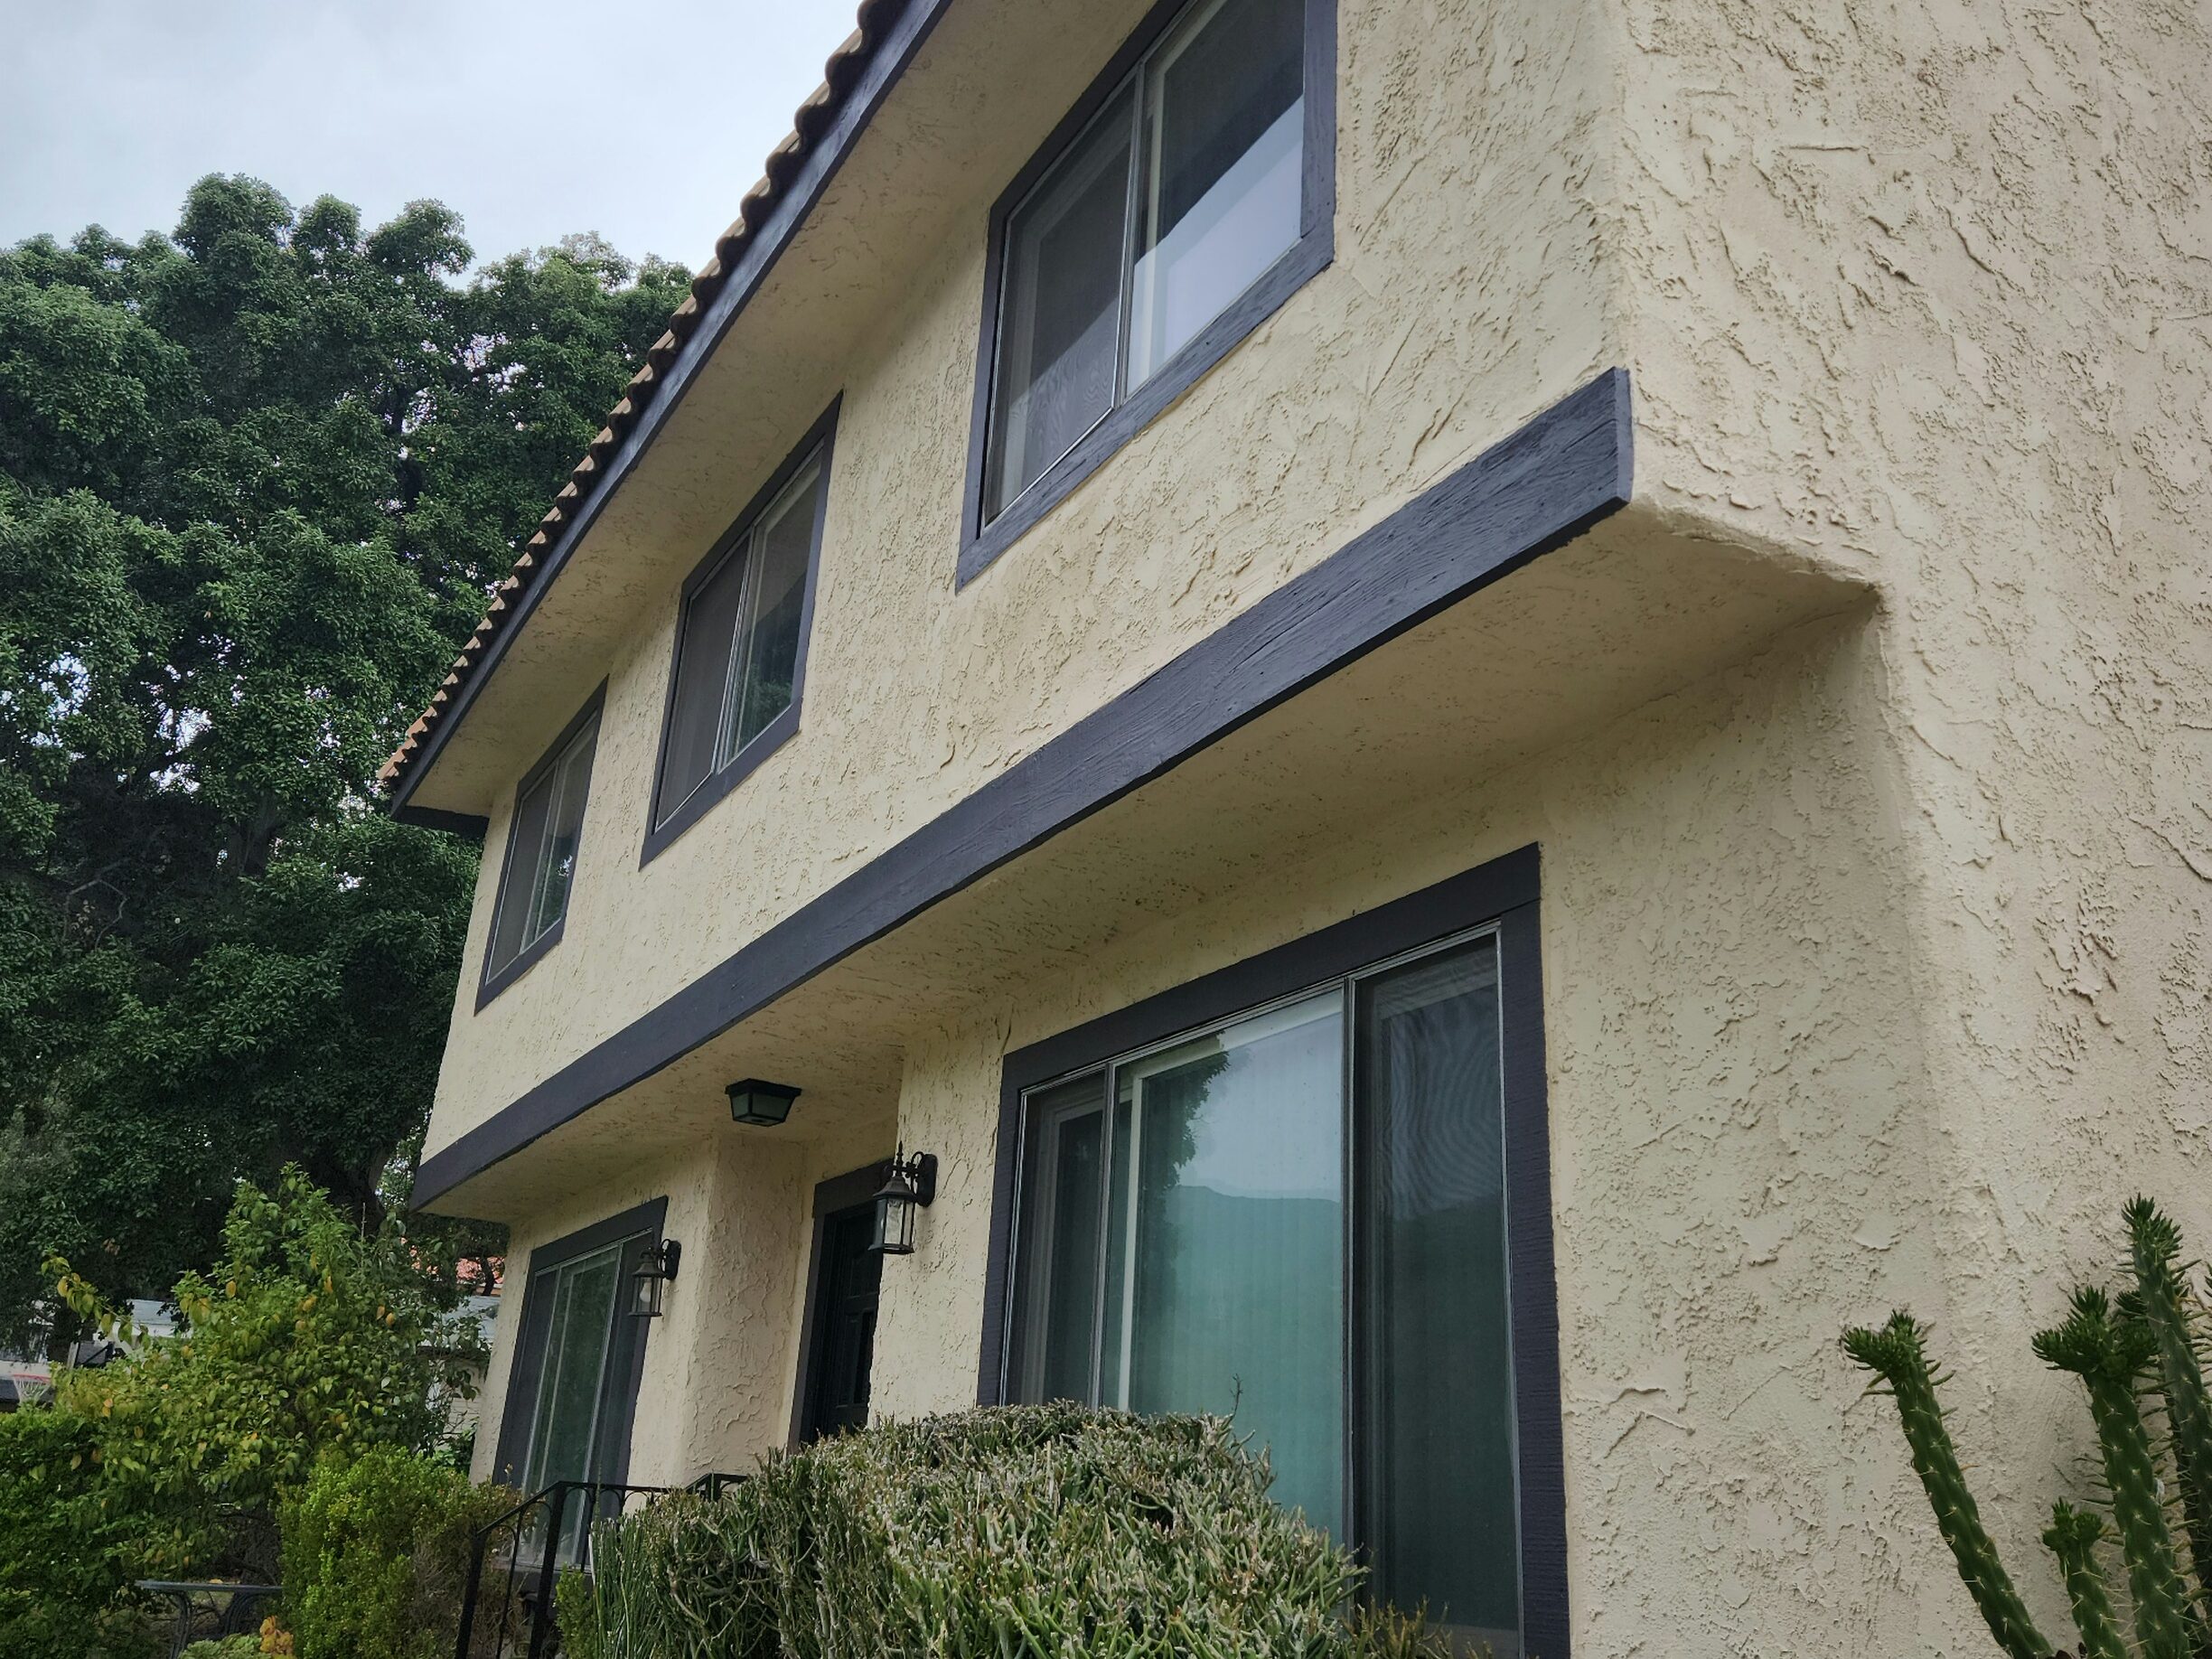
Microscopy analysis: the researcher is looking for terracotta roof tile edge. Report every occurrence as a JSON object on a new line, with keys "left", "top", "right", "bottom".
{"left": 380, "top": 0, "right": 914, "bottom": 802}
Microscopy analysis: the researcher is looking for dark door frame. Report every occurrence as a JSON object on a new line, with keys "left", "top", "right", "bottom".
{"left": 790, "top": 1158, "right": 892, "bottom": 1444}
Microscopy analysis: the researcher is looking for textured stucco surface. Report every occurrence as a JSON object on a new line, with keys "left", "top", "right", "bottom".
{"left": 471, "top": 1116, "right": 896, "bottom": 1489}
{"left": 1590, "top": 0, "right": 2212, "bottom": 1645}
{"left": 443, "top": 0, "right": 2212, "bottom": 1652}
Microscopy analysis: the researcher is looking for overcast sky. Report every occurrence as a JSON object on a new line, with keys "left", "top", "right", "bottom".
{"left": 0, "top": 0, "right": 863, "bottom": 273}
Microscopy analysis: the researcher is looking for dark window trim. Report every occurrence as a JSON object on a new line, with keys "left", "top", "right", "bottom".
{"left": 490, "top": 1195, "right": 668, "bottom": 1493}
{"left": 973, "top": 844, "right": 1569, "bottom": 1656}
{"left": 412, "top": 369, "right": 1629, "bottom": 1207}
{"left": 476, "top": 683, "right": 608, "bottom": 1012}
{"left": 788, "top": 1158, "right": 895, "bottom": 1446}
{"left": 640, "top": 399, "right": 841, "bottom": 867}
{"left": 954, "top": 0, "right": 1339, "bottom": 588}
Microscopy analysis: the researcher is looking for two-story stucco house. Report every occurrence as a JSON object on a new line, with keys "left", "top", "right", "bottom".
{"left": 382, "top": 0, "right": 2212, "bottom": 1650}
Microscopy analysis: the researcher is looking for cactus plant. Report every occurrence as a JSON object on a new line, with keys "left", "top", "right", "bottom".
{"left": 1845, "top": 1200, "right": 2212, "bottom": 1659}
{"left": 2044, "top": 1502, "right": 2126, "bottom": 1659}
{"left": 2034, "top": 1287, "right": 2195, "bottom": 1659}
{"left": 2125, "top": 1197, "right": 2212, "bottom": 1602}
{"left": 1842, "top": 1313, "right": 2053, "bottom": 1659}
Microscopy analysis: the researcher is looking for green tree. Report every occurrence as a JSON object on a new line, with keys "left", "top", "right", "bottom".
{"left": 0, "top": 176, "right": 689, "bottom": 1345}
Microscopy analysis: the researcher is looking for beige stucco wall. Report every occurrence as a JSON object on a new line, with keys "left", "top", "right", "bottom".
{"left": 445, "top": 0, "right": 2212, "bottom": 1651}
{"left": 421, "top": 0, "right": 1625, "bottom": 1160}
{"left": 472, "top": 1113, "right": 896, "bottom": 1490}
{"left": 870, "top": 610, "right": 1961, "bottom": 1654}
{"left": 1589, "top": 0, "right": 2212, "bottom": 1643}
{"left": 470, "top": 595, "right": 2204, "bottom": 1652}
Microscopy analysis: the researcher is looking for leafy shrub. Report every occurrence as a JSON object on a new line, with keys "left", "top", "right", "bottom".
{"left": 45, "top": 1167, "right": 487, "bottom": 1579}
{"left": 0, "top": 1406, "right": 160, "bottom": 1656}
{"left": 561, "top": 1402, "right": 1449, "bottom": 1659}
{"left": 181, "top": 1640, "right": 262, "bottom": 1659}
{"left": 281, "top": 1445, "right": 513, "bottom": 1659}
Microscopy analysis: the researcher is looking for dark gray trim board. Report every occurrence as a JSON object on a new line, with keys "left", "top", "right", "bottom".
{"left": 955, "top": 0, "right": 1338, "bottom": 586}
{"left": 391, "top": 804, "right": 490, "bottom": 839}
{"left": 414, "top": 368, "right": 1631, "bottom": 1205}
{"left": 972, "top": 844, "right": 1569, "bottom": 1657}
{"left": 384, "top": 0, "right": 956, "bottom": 820}
{"left": 490, "top": 1195, "right": 668, "bottom": 1491}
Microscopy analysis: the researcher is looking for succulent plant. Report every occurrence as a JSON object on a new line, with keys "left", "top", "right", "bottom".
{"left": 1843, "top": 1313, "right": 2053, "bottom": 1659}
{"left": 1846, "top": 1200, "right": 2212, "bottom": 1659}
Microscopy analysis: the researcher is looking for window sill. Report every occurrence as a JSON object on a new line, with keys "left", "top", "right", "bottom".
{"left": 475, "top": 916, "right": 567, "bottom": 1013}
{"left": 638, "top": 700, "right": 802, "bottom": 867}
{"left": 956, "top": 230, "right": 1333, "bottom": 590}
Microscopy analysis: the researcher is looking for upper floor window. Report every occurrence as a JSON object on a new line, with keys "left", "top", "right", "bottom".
{"left": 646, "top": 408, "right": 837, "bottom": 858}
{"left": 961, "top": 0, "right": 1334, "bottom": 583}
{"left": 480, "top": 693, "right": 603, "bottom": 1005}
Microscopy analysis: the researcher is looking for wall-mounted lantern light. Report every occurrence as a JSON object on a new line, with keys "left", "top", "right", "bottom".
{"left": 726, "top": 1078, "right": 801, "bottom": 1127}
{"left": 869, "top": 1148, "right": 938, "bottom": 1257}
{"left": 631, "top": 1239, "right": 680, "bottom": 1319}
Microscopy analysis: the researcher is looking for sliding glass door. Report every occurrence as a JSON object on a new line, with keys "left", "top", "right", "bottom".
{"left": 1005, "top": 932, "right": 1521, "bottom": 1653}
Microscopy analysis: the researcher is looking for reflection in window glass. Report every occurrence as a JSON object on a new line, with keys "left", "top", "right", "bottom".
{"left": 1108, "top": 995, "right": 1345, "bottom": 1534}
{"left": 1129, "top": 0, "right": 1305, "bottom": 385}
{"left": 1359, "top": 939, "right": 1520, "bottom": 1654}
{"left": 981, "top": 0, "right": 1306, "bottom": 525}
{"left": 727, "top": 458, "right": 820, "bottom": 755}
{"left": 1008, "top": 931, "right": 1523, "bottom": 1652}
{"left": 520, "top": 1242, "right": 623, "bottom": 1557}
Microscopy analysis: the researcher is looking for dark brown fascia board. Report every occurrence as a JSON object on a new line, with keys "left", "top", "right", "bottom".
{"left": 413, "top": 368, "right": 1633, "bottom": 1207}
{"left": 385, "top": 0, "right": 958, "bottom": 821}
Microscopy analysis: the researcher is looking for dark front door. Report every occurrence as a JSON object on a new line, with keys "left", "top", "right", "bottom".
{"left": 801, "top": 1203, "right": 882, "bottom": 1439}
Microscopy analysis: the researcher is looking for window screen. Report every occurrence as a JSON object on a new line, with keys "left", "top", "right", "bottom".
{"left": 655, "top": 449, "right": 828, "bottom": 829}
{"left": 982, "top": 0, "right": 1306, "bottom": 524}
{"left": 484, "top": 709, "right": 600, "bottom": 985}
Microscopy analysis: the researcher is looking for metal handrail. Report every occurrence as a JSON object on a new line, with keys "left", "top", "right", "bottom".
{"left": 453, "top": 1473, "right": 744, "bottom": 1659}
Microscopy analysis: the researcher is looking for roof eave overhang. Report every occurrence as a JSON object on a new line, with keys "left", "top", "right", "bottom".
{"left": 381, "top": 0, "right": 956, "bottom": 819}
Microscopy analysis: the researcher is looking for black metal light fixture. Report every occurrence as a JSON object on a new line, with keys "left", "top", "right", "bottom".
{"left": 630, "top": 1239, "right": 680, "bottom": 1318}
{"left": 726, "top": 1078, "right": 801, "bottom": 1127}
{"left": 869, "top": 1148, "right": 937, "bottom": 1257}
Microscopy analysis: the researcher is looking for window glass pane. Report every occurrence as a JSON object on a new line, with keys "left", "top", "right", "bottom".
{"left": 984, "top": 87, "right": 1136, "bottom": 522}
{"left": 1129, "top": 0, "right": 1305, "bottom": 386}
{"left": 658, "top": 550, "right": 747, "bottom": 822}
{"left": 488, "top": 771, "right": 555, "bottom": 976}
{"left": 726, "top": 458, "right": 820, "bottom": 756}
{"left": 529, "top": 717, "right": 598, "bottom": 942}
{"left": 1357, "top": 938, "right": 1520, "bottom": 1654}
{"left": 1008, "top": 1073, "right": 1110, "bottom": 1403}
{"left": 1107, "top": 992, "right": 1345, "bottom": 1535}
{"left": 522, "top": 1244, "right": 621, "bottom": 1496}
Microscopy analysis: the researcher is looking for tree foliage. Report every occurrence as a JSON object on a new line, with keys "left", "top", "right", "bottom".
{"left": 44, "top": 1167, "right": 489, "bottom": 1583}
{"left": 0, "top": 177, "right": 688, "bottom": 1342}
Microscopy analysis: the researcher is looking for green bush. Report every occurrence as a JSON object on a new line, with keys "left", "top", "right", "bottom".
{"left": 560, "top": 1403, "right": 1451, "bottom": 1659}
{"left": 181, "top": 1640, "right": 263, "bottom": 1659}
{"left": 45, "top": 1167, "right": 488, "bottom": 1579}
{"left": 0, "top": 1407, "right": 158, "bottom": 1658}
{"left": 280, "top": 1445, "right": 513, "bottom": 1659}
